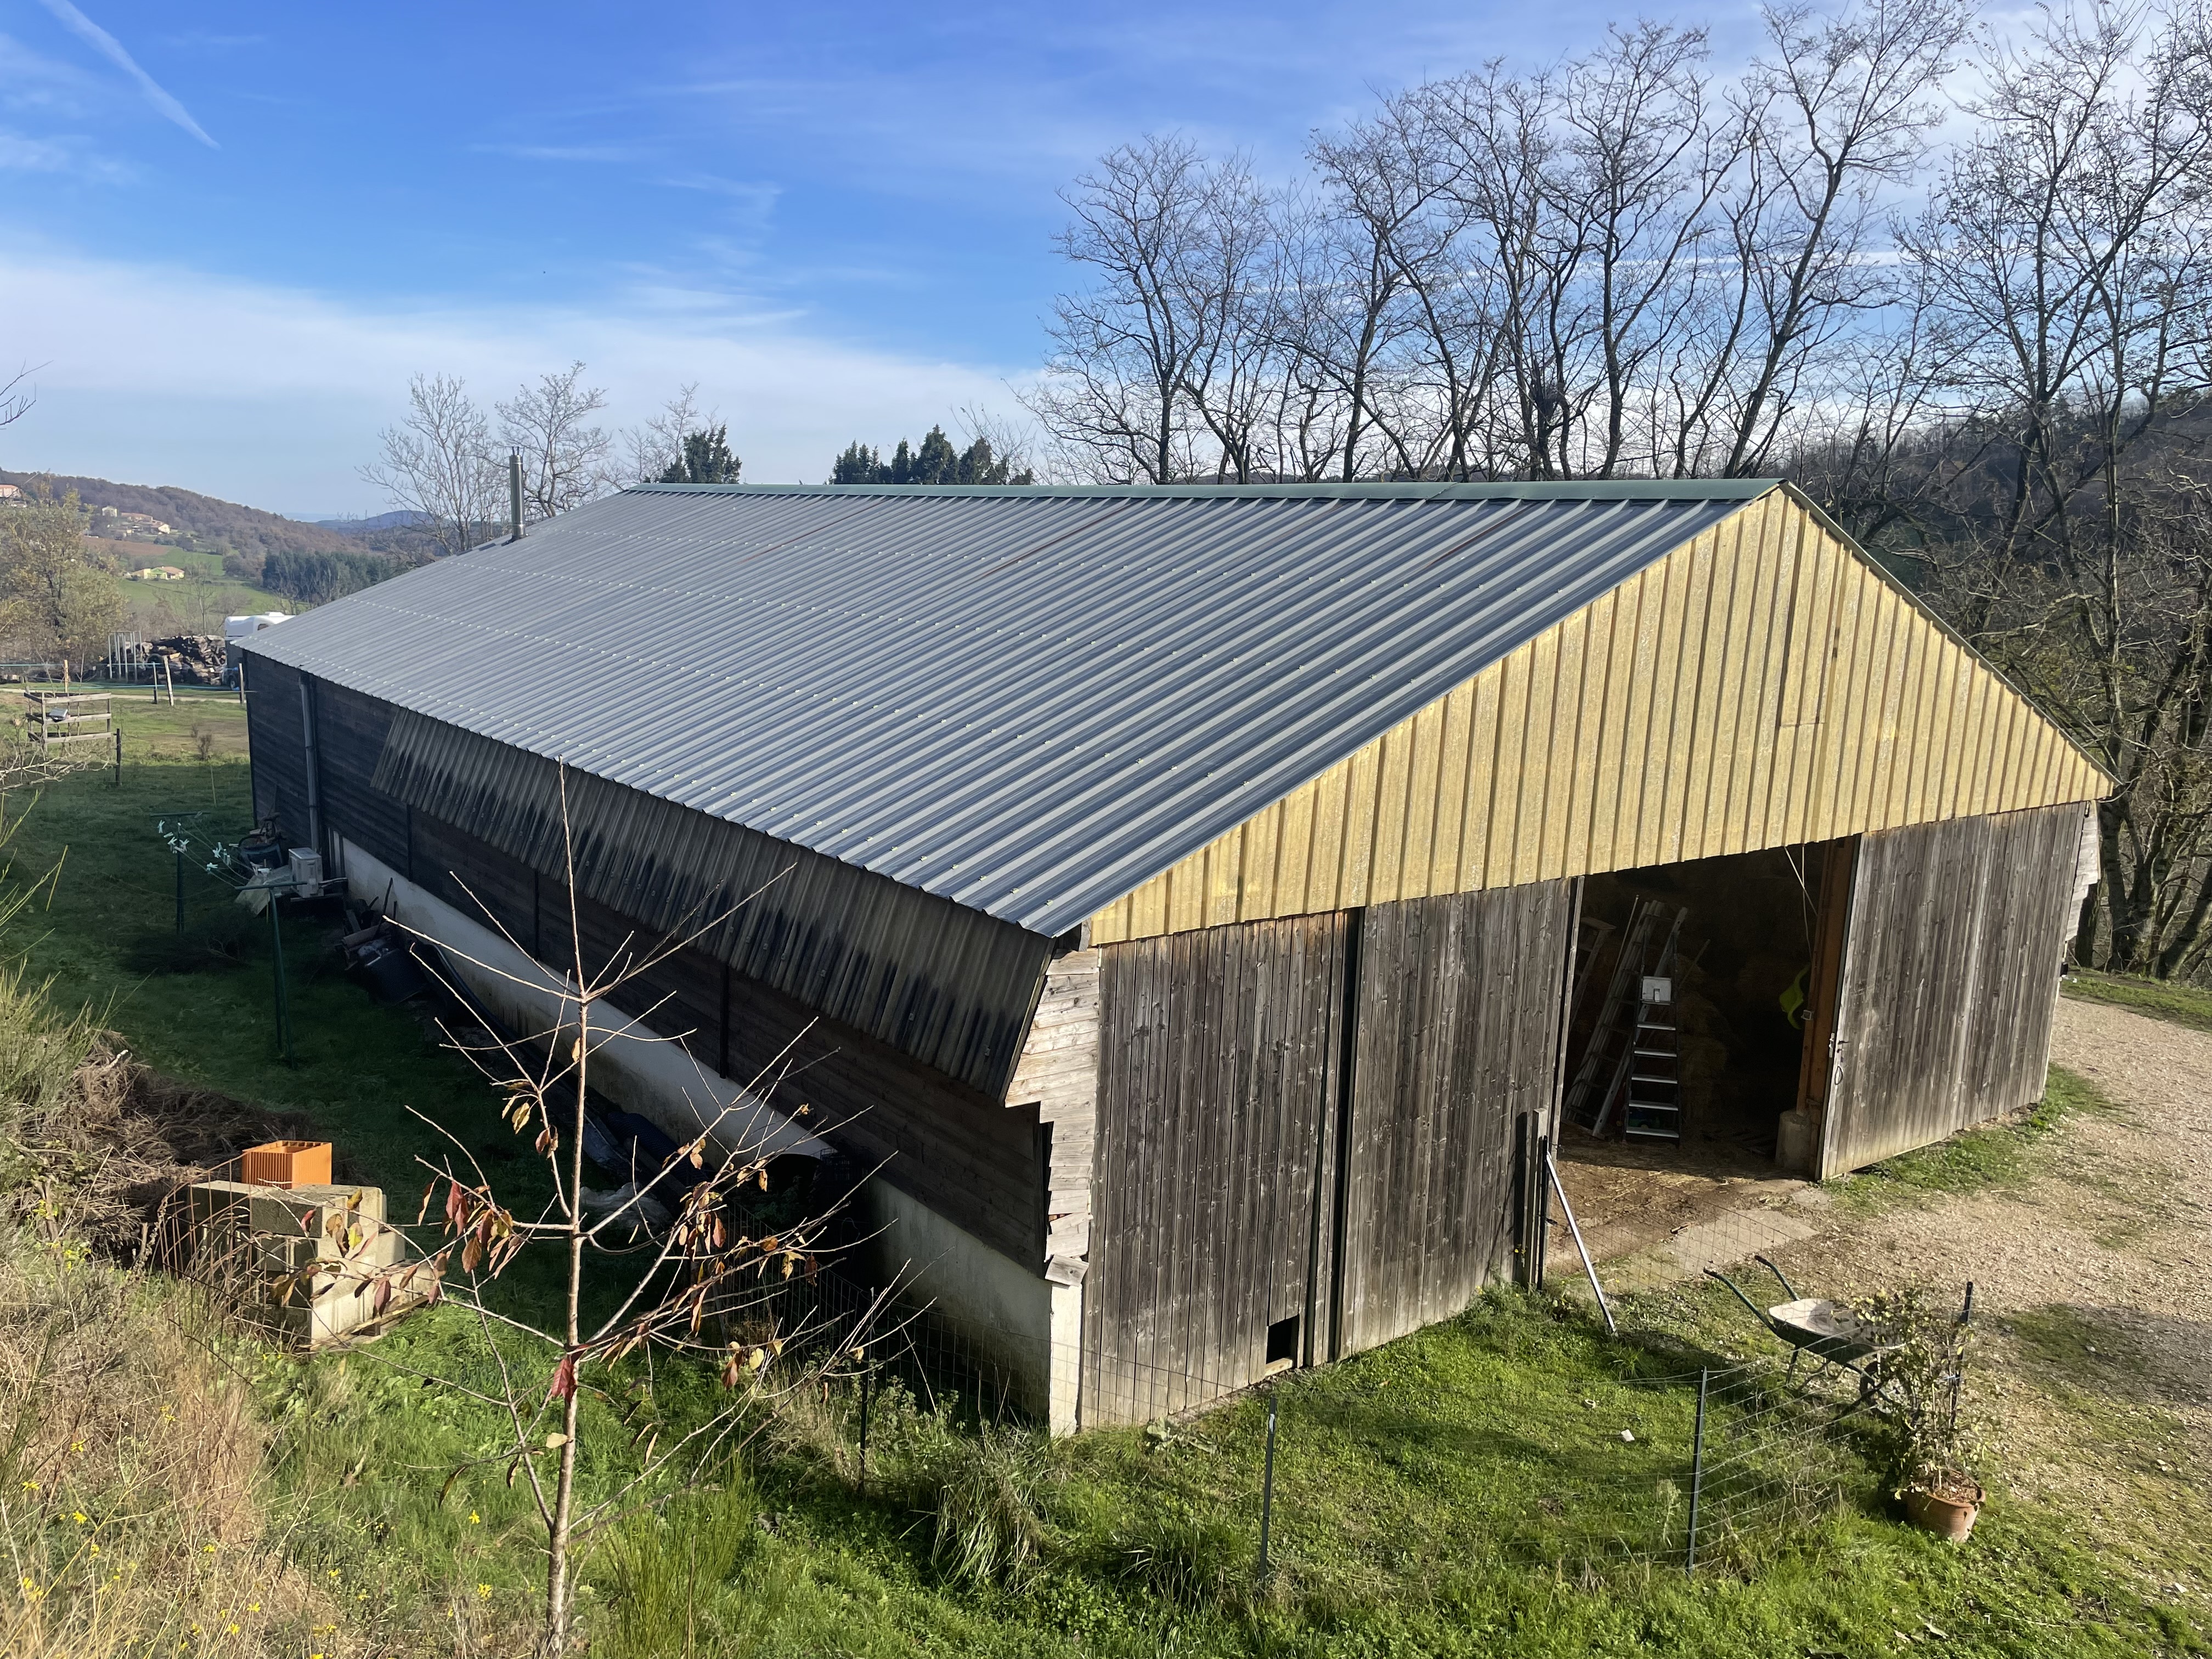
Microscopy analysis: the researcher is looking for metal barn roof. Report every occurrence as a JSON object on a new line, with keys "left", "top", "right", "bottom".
{"left": 244, "top": 480, "right": 1770, "bottom": 938}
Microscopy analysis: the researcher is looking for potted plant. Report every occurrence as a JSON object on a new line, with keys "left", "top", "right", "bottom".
{"left": 1854, "top": 1284, "right": 1984, "bottom": 1541}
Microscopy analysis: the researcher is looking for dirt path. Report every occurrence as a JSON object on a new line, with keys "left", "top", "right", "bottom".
{"left": 1752, "top": 998, "right": 2211, "bottom": 1594}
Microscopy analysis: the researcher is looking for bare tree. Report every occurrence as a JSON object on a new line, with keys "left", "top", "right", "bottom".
{"left": 360, "top": 373, "right": 503, "bottom": 558}
{"left": 951, "top": 404, "right": 1047, "bottom": 482}
{"left": 1854, "top": 0, "right": 2212, "bottom": 973}
{"left": 622, "top": 385, "right": 709, "bottom": 486}
{"left": 499, "top": 363, "right": 614, "bottom": 522}
{"left": 1694, "top": 0, "right": 1973, "bottom": 475}
{"left": 1028, "top": 137, "right": 1236, "bottom": 483}
{"left": 1312, "top": 92, "right": 1505, "bottom": 479}
{"left": 0, "top": 363, "right": 34, "bottom": 430}
{"left": 328, "top": 781, "right": 860, "bottom": 1656}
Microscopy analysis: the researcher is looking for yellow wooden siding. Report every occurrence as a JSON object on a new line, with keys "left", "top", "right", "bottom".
{"left": 1088, "top": 492, "right": 2108, "bottom": 945}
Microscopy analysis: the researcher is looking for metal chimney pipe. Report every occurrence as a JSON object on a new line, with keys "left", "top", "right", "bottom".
{"left": 509, "top": 450, "right": 523, "bottom": 542}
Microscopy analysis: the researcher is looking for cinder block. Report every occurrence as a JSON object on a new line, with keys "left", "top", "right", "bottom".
{"left": 183, "top": 1179, "right": 435, "bottom": 1348}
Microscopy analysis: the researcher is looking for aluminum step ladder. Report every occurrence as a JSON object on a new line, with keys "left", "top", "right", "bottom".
{"left": 1622, "top": 966, "right": 1683, "bottom": 1143}
{"left": 1563, "top": 899, "right": 1685, "bottom": 1135}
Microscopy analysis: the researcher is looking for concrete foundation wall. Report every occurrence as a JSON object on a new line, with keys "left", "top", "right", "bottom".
{"left": 338, "top": 838, "right": 826, "bottom": 1164}
{"left": 858, "top": 1178, "right": 1075, "bottom": 1432}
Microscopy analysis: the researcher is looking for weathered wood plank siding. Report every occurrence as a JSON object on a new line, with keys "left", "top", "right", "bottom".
{"left": 1336, "top": 881, "right": 1574, "bottom": 1355}
{"left": 1007, "top": 947, "right": 1099, "bottom": 1267}
{"left": 264, "top": 675, "right": 1049, "bottom": 1267}
{"left": 1092, "top": 494, "right": 2107, "bottom": 944}
{"left": 1085, "top": 916, "right": 1346, "bottom": 1424}
{"left": 1821, "top": 804, "right": 2087, "bottom": 1177}
{"left": 410, "top": 806, "right": 1049, "bottom": 1265}
{"left": 245, "top": 656, "right": 309, "bottom": 837}
{"left": 372, "top": 710, "right": 1052, "bottom": 1099}
{"left": 313, "top": 684, "right": 409, "bottom": 871}
{"left": 411, "top": 810, "right": 537, "bottom": 946}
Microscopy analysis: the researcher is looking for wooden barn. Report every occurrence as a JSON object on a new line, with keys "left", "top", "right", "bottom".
{"left": 239, "top": 480, "right": 2107, "bottom": 1429}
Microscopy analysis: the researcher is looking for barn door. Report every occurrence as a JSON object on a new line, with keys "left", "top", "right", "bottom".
{"left": 1820, "top": 806, "right": 2085, "bottom": 1178}
{"left": 1334, "top": 881, "right": 1576, "bottom": 1357}
{"left": 1083, "top": 913, "right": 1348, "bottom": 1425}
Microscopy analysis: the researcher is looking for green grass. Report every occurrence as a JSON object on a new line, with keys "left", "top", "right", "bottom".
{"left": 1825, "top": 1065, "right": 2110, "bottom": 1218}
{"left": 4, "top": 697, "right": 508, "bottom": 1203}
{"left": 3, "top": 713, "right": 2206, "bottom": 1656}
{"left": 236, "top": 1288, "right": 2208, "bottom": 1659}
{"left": 2062, "top": 967, "right": 2212, "bottom": 1034}
{"left": 2, "top": 693, "right": 581, "bottom": 1319}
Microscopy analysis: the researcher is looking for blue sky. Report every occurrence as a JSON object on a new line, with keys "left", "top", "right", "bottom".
{"left": 0, "top": 0, "right": 1757, "bottom": 515}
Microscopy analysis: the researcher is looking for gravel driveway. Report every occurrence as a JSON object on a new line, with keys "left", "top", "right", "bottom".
{"left": 1758, "top": 996, "right": 2212, "bottom": 1594}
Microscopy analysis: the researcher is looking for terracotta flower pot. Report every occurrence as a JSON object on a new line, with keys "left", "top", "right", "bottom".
{"left": 1903, "top": 1480, "right": 1983, "bottom": 1542}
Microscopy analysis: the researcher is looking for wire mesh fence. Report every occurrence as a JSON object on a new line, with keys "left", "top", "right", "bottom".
{"left": 636, "top": 1217, "right": 1912, "bottom": 1584}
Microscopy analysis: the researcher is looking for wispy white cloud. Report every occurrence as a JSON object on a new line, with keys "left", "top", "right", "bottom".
{"left": 0, "top": 127, "right": 129, "bottom": 180}
{"left": 0, "top": 31, "right": 101, "bottom": 117}
{"left": 658, "top": 173, "right": 783, "bottom": 225}
{"left": 32, "top": 0, "right": 217, "bottom": 148}
{"left": 0, "top": 240, "right": 1030, "bottom": 510}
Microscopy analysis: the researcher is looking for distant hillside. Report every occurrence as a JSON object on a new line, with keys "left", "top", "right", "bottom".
{"left": 0, "top": 470, "right": 374, "bottom": 561}
{"left": 312, "top": 509, "right": 443, "bottom": 561}
{"left": 315, "top": 510, "right": 426, "bottom": 534}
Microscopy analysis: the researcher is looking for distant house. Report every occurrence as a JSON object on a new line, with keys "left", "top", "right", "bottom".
{"left": 127, "top": 566, "right": 187, "bottom": 582}
{"left": 116, "top": 512, "right": 173, "bottom": 537}
{"left": 0, "top": 484, "right": 20, "bottom": 500}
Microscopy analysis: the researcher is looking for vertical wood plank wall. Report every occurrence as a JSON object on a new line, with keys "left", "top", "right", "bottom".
{"left": 1822, "top": 804, "right": 2087, "bottom": 1177}
{"left": 1091, "top": 494, "right": 2106, "bottom": 945}
{"left": 1337, "top": 881, "right": 1574, "bottom": 1355}
{"left": 245, "top": 656, "right": 308, "bottom": 833}
{"left": 1085, "top": 915, "right": 1347, "bottom": 1424}
{"left": 276, "top": 673, "right": 1051, "bottom": 1265}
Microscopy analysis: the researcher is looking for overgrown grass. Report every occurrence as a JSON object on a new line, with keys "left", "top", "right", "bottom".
{"left": 1, "top": 694, "right": 574, "bottom": 1310}
{"left": 1826, "top": 1064, "right": 2112, "bottom": 1218}
{"left": 0, "top": 701, "right": 2202, "bottom": 1656}
{"left": 2062, "top": 966, "right": 2212, "bottom": 1034}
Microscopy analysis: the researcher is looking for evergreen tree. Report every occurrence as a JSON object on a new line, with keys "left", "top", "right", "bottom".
{"left": 658, "top": 425, "right": 742, "bottom": 484}
{"left": 826, "top": 425, "right": 1034, "bottom": 486}
{"left": 907, "top": 425, "right": 962, "bottom": 483}
{"left": 832, "top": 442, "right": 882, "bottom": 483}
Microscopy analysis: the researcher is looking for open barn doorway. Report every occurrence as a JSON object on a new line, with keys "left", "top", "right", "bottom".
{"left": 1564, "top": 843, "right": 1846, "bottom": 1162}
{"left": 1550, "top": 840, "right": 1851, "bottom": 1270}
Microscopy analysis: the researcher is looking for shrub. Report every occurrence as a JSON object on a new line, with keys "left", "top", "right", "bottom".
{"left": 1117, "top": 1507, "right": 1245, "bottom": 1607}
{"left": 598, "top": 1482, "right": 760, "bottom": 1659}
{"left": 925, "top": 1426, "right": 1059, "bottom": 1587}
{"left": 1852, "top": 1283, "right": 1982, "bottom": 1499}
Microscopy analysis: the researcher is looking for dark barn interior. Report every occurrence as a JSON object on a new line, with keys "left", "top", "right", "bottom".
{"left": 1563, "top": 844, "right": 1841, "bottom": 1170}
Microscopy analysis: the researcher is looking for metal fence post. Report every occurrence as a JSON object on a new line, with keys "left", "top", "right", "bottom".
{"left": 857, "top": 1358, "right": 872, "bottom": 1498}
{"left": 1686, "top": 1366, "right": 1708, "bottom": 1578}
{"left": 1255, "top": 1386, "right": 1279, "bottom": 1583}
{"left": 268, "top": 897, "right": 294, "bottom": 1065}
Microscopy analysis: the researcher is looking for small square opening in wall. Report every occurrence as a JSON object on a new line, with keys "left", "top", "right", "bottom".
{"left": 1265, "top": 1316, "right": 1301, "bottom": 1368}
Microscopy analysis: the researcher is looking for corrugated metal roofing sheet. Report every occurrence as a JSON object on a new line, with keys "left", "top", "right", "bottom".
{"left": 245, "top": 481, "right": 1771, "bottom": 937}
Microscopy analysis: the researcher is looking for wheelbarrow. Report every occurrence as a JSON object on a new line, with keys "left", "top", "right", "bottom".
{"left": 1704, "top": 1256, "right": 1896, "bottom": 1389}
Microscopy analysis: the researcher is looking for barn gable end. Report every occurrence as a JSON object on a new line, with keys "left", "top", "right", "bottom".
{"left": 1090, "top": 489, "right": 2107, "bottom": 944}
